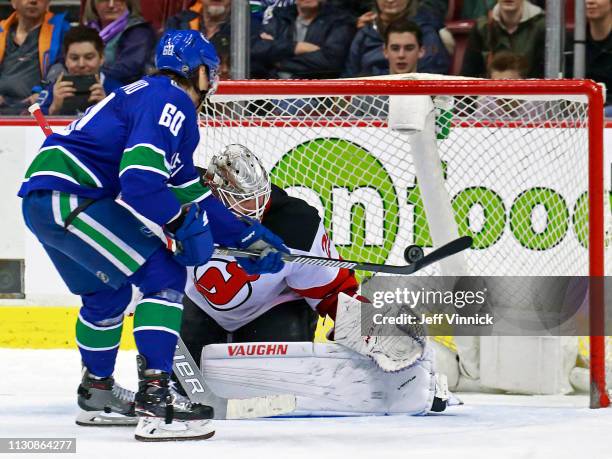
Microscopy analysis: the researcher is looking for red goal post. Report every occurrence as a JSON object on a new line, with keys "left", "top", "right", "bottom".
{"left": 202, "top": 77, "right": 608, "bottom": 408}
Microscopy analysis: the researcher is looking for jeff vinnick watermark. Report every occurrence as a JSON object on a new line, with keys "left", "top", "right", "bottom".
{"left": 369, "top": 284, "right": 492, "bottom": 327}
{"left": 360, "top": 276, "right": 612, "bottom": 336}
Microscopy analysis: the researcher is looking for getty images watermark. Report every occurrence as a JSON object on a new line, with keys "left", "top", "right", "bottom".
{"left": 370, "top": 285, "right": 492, "bottom": 326}
{"left": 360, "top": 276, "right": 609, "bottom": 336}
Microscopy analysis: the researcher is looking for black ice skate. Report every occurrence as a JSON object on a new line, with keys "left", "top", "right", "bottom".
{"left": 76, "top": 367, "right": 137, "bottom": 426}
{"left": 134, "top": 355, "right": 214, "bottom": 442}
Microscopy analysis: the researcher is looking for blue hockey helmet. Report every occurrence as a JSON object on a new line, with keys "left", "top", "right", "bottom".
{"left": 155, "top": 29, "right": 220, "bottom": 90}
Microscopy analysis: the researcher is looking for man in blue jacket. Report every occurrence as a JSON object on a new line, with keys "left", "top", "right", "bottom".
{"left": 252, "top": 0, "right": 355, "bottom": 79}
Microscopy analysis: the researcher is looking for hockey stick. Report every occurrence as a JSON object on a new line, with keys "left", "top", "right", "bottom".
{"left": 27, "top": 104, "right": 471, "bottom": 275}
{"left": 215, "top": 235, "right": 473, "bottom": 275}
{"left": 173, "top": 337, "right": 296, "bottom": 419}
{"left": 28, "top": 103, "right": 54, "bottom": 137}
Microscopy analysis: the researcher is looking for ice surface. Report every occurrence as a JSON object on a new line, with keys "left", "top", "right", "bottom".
{"left": 1, "top": 349, "right": 611, "bottom": 459}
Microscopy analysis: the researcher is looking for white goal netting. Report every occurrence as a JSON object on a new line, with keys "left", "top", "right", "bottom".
{"left": 197, "top": 76, "right": 609, "bottom": 399}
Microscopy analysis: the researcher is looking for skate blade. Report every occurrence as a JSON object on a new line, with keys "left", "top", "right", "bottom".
{"left": 76, "top": 409, "right": 138, "bottom": 426}
{"left": 134, "top": 418, "right": 215, "bottom": 442}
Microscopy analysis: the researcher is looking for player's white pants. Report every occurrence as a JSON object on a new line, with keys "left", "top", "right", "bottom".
{"left": 200, "top": 341, "right": 442, "bottom": 416}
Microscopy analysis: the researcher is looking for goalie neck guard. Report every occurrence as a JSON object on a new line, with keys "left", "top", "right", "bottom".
{"left": 205, "top": 144, "right": 272, "bottom": 221}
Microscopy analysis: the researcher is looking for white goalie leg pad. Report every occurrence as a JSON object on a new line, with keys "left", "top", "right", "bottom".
{"left": 201, "top": 341, "right": 439, "bottom": 415}
{"left": 134, "top": 417, "right": 215, "bottom": 442}
{"left": 334, "top": 292, "right": 426, "bottom": 372}
{"left": 384, "top": 343, "right": 437, "bottom": 414}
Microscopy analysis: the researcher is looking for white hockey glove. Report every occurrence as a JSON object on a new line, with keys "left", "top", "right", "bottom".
{"left": 334, "top": 292, "right": 426, "bottom": 372}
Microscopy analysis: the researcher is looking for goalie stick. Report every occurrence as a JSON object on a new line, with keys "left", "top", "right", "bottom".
{"left": 215, "top": 236, "right": 473, "bottom": 275}
{"left": 173, "top": 337, "right": 296, "bottom": 419}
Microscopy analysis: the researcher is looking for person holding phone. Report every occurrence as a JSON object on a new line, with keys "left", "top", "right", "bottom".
{"left": 38, "top": 25, "right": 111, "bottom": 116}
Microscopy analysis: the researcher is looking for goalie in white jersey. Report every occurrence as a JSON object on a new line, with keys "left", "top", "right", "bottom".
{"left": 183, "top": 144, "right": 355, "bottom": 352}
{"left": 181, "top": 144, "right": 455, "bottom": 415}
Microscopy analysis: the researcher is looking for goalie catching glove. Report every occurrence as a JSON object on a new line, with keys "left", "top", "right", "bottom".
{"left": 164, "top": 205, "right": 214, "bottom": 267}
{"left": 334, "top": 292, "right": 426, "bottom": 372}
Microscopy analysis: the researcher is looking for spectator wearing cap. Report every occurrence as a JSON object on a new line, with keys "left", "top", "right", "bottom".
{"left": 82, "top": 0, "right": 156, "bottom": 86}
{"left": 0, "top": 0, "right": 69, "bottom": 114}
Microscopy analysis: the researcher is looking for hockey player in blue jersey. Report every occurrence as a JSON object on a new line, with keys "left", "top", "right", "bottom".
{"left": 18, "top": 30, "right": 288, "bottom": 442}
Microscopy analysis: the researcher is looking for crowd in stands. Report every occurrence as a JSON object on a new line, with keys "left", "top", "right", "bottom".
{"left": 0, "top": 0, "right": 609, "bottom": 116}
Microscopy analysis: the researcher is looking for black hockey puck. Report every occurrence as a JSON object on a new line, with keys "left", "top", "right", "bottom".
{"left": 404, "top": 245, "right": 424, "bottom": 263}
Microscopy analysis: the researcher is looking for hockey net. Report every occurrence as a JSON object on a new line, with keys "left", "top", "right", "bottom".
{"left": 197, "top": 76, "right": 609, "bottom": 407}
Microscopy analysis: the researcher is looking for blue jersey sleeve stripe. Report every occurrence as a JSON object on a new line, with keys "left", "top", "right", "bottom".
{"left": 169, "top": 177, "right": 200, "bottom": 189}
{"left": 124, "top": 143, "right": 168, "bottom": 159}
{"left": 25, "top": 146, "right": 103, "bottom": 188}
{"left": 122, "top": 143, "right": 171, "bottom": 170}
{"left": 191, "top": 188, "right": 211, "bottom": 203}
{"left": 120, "top": 144, "right": 171, "bottom": 178}
{"left": 50, "top": 146, "right": 103, "bottom": 187}
{"left": 27, "top": 171, "right": 80, "bottom": 185}
{"left": 119, "top": 165, "right": 170, "bottom": 179}
{"left": 168, "top": 174, "right": 211, "bottom": 205}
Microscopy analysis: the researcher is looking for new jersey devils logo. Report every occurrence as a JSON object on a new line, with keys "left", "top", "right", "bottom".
{"left": 322, "top": 233, "right": 332, "bottom": 258}
{"left": 193, "top": 258, "right": 260, "bottom": 311}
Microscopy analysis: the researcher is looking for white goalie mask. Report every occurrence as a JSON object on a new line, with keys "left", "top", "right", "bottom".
{"left": 205, "top": 144, "right": 271, "bottom": 220}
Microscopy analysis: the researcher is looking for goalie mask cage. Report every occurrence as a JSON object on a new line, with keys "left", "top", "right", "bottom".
{"left": 198, "top": 77, "right": 609, "bottom": 408}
